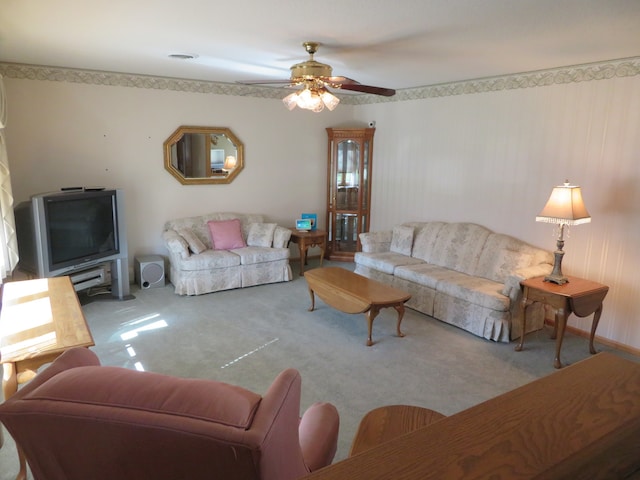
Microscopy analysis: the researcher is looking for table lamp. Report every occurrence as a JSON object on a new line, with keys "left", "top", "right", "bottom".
{"left": 536, "top": 180, "right": 591, "bottom": 285}
{"left": 223, "top": 155, "right": 237, "bottom": 171}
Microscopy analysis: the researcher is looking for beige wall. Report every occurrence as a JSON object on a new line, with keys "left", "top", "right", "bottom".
{"left": 3, "top": 67, "right": 639, "bottom": 351}
{"left": 3, "top": 78, "right": 355, "bottom": 257}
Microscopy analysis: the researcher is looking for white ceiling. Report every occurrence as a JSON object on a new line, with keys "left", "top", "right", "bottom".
{"left": 2, "top": 0, "right": 640, "bottom": 92}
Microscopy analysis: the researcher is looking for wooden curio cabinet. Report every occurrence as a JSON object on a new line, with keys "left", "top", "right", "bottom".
{"left": 326, "top": 127, "right": 375, "bottom": 261}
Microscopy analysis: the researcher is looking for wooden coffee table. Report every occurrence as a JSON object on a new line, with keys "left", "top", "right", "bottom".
{"left": 0, "top": 276, "right": 95, "bottom": 480}
{"left": 304, "top": 267, "right": 411, "bottom": 346}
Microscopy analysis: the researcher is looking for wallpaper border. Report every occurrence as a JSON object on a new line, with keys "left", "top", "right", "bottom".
{"left": 1, "top": 57, "right": 638, "bottom": 105}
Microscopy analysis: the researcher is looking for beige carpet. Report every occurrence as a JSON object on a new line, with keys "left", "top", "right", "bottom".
{"left": 0, "top": 259, "right": 636, "bottom": 479}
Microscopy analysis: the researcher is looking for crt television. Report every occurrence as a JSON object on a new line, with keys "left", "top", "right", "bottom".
{"left": 14, "top": 189, "right": 129, "bottom": 280}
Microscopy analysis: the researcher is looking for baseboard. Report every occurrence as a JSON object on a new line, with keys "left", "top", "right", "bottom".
{"left": 544, "top": 319, "right": 640, "bottom": 358}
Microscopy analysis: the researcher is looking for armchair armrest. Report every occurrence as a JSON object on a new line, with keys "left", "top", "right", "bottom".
{"left": 299, "top": 402, "right": 340, "bottom": 472}
{"left": 273, "top": 226, "right": 292, "bottom": 248}
{"left": 162, "top": 229, "right": 190, "bottom": 259}
{"left": 10, "top": 348, "right": 100, "bottom": 401}
{"left": 359, "top": 230, "right": 393, "bottom": 253}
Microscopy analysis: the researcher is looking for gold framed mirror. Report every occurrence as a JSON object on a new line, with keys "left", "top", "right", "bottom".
{"left": 164, "top": 126, "right": 244, "bottom": 185}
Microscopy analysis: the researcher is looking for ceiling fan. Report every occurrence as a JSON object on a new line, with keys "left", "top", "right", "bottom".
{"left": 238, "top": 42, "right": 396, "bottom": 112}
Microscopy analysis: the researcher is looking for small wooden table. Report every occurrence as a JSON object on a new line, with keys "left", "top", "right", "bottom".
{"left": 0, "top": 276, "right": 95, "bottom": 480}
{"left": 350, "top": 405, "right": 446, "bottom": 457}
{"left": 289, "top": 228, "right": 327, "bottom": 275}
{"left": 515, "top": 275, "right": 609, "bottom": 368}
{"left": 304, "top": 267, "right": 411, "bottom": 346}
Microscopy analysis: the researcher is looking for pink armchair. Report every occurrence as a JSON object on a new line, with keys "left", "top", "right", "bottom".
{"left": 0, "top": 348, "right": 339, "bottom": 480}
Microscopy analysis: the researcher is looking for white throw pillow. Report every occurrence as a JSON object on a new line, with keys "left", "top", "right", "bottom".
{"left": 176, "top": 227, "right": 207, "bottom": 254}
{"left": 390, "top": 225, "right": 414, "bottom": 256}
{"left": 247, "top": 223, "right": 277, "bottom": 247}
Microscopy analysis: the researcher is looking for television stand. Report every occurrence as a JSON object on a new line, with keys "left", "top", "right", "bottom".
{"left": 69, "top": 265, "right": 108, "bottom": 292}
{"left": 65, "top": 257, "right": 132, "bottom": 301}
{"left": 109, "top": 257, "right": 133, "bottom": 300}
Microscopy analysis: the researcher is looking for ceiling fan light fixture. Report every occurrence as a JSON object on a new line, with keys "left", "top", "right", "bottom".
{"left": 282, "top": 91, "right": 299, "bottom": 111}
{"left": 282, "top": 85, "right": 340, "bottom": 113}
{"left": 297, "top": 88, "right": 322, "bottom": 111}
{"left": 320, "top": 89, "right": 340, "bottom": 111}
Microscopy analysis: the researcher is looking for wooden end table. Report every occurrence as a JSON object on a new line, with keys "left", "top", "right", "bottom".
{"left": 515, "top": 275, "right": 609, "bottom": 368}
{"left": 289, "top": 228, "right": 327, "bottom": 275}
{"left": 0, "top": 276, "right": 95, "bottom": 480}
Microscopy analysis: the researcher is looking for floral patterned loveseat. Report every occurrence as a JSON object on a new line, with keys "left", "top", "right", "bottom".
{"left": 354, "top": 222, "right": 553, "bottom": 342}
{"left": 162, "top": 212, "right": 292, "bottom": 295}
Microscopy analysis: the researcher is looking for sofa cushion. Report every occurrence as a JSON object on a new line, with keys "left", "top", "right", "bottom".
{"left": 273, "top": 226, "right": 293, "bottom": 249}
{"left": 395, "top": 263, "right": 465, "bottom": 290}
{"left": 176, "top": 227, "right": 207, "bottom": 254}
{"left": 246, "top": 223, "right": 277, "bottom": 248}
{"left": 430, "top": 223, "right": 491, "bottom": 275}
{"left": 178, "top": 249, "right": 241, "bottom": 271}
{"left": 208, "top": 219, "right": 246, "bottom": 250}
{"left": 354, "top": 251, "right": 424, "bottom": 275}
{"left": 409, "top": 222, "right": 446, "bottom": 262}
{"left": 474, "top": 233, "right": 551, "bottom": 283}
{"left": 231, "top": 247, "right": 290, "bottom": 265}
{"left": 390, "top": 225, "right": 414, "bottom": 256}
{"left": 436, "top": 275, "right": 510, "bottom": 312}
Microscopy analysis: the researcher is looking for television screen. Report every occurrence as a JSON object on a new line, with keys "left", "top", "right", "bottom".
{"left": 44, "top": 191, "right": 119, "bottom": 270}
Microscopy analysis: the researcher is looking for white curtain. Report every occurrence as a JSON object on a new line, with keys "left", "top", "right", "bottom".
{"left": 0, "top": 75, "right": 19, "bottom": 282}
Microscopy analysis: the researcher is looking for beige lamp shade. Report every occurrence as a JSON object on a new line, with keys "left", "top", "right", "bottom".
{"left": 536, "top": 181, "right": 591, "bottom": 225}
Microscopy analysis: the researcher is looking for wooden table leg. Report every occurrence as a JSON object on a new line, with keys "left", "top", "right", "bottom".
{"left": 299, "top": 243, "right": 308, "bottom": 276}
{"left": 2, "top": 362, "right": 28, "bottom": 480}
{"left": 589, "top": 305, "right": 603, "bottom": 355}
{"left": 2, "top": 362, "right": 18, "bottom": 402}
{"left": 365, "top": 306, "right": 381, "bottom": 346}
{"left": 553, "top": 308, "right": 568, "bottom": 369}
{"left": 514, "top": 295, "right": 531, "bottom": 352}
{"left": 318, "top": 244, "right": 325, "bottom": 267}
{"left": 393, "top": 303, "right": 406, "bottom": 338}
{"left": 307, "top": 287, "right": 316, "bottom": 312}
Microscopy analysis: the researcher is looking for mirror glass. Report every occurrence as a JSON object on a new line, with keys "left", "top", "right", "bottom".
{"left": 164, "top": 126, "right": 244, "bottom": 184}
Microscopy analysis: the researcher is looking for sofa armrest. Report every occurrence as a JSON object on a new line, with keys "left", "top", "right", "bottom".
{"left": 299, "top": 402, "right": 339, "bottom": 472}
{"left": 359, "top": 230, "right": 393, "bottom": 253}
{"left": 162, "top": 229, "right": 190, "bottom": 259}
{"left": 273, "top": 226, "right": 292, "bottom": 248}
{"left": 502, "top": 264, "right": 554, "bottom": 303}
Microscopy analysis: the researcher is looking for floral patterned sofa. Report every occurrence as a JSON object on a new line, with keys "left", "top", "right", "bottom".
{"left": 354, "top": 222, "right": 553, "bottom": 342}
{"left": 162, "top": 212, "right": 292, "bottom": 295}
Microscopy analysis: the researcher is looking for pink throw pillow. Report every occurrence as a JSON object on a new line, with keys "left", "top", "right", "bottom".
{"left": 207, "top": 219, "right": 246, "bottom": 250}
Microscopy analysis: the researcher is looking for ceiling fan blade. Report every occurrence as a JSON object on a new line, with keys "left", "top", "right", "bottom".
{"left": 338, "top": 83, "right": 396, "bottom": 97}
{"left": 236, "top": 79, "right": 292, "bottom": 85}
{"left": 324, "top": 76, "right": 352, "bottom": 83}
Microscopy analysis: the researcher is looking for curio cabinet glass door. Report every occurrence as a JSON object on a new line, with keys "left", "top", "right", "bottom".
{"left": 326, "top": 127, "right": 374, "bottom": 261}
